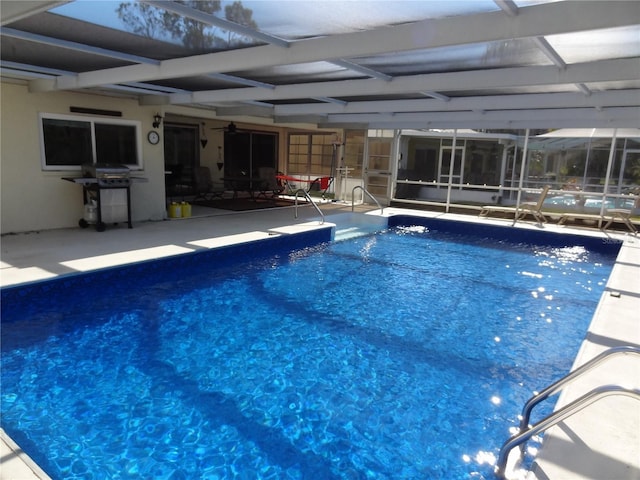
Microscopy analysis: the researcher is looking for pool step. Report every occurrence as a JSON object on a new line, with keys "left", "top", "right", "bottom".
{"left": 334, "top": 226, "right": 371, "bottom": 241}
{"left": 329, "top": 212, "right": 387, "bottom": 241}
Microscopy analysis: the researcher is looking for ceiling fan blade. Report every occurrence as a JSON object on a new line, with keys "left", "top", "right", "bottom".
{"left": 209, "top": 122, "right": 237, "bottom": 133}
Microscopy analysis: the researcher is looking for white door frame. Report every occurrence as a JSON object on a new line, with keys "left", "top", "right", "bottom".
{"left": 363, "top": 131, "right": 396, "bottom": 204}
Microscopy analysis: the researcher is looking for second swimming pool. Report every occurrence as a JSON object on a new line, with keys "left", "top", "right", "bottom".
{"left": 1, "top": 216, "right": 618, "bottom": 479}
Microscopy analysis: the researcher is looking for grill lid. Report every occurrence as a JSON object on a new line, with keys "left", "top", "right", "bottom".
{"left": 82, "top": 163, "right": 130, "bottom": 178}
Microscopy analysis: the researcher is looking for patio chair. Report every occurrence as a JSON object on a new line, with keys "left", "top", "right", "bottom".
{"left": 193, "top": 166, "right": 225, "bottom": 201}
{"left": 275, "top": 173, "right": 333, "bottom": 197}
{"left": 257, "top": 167, "right": 285, "bottom": 198}
{"left": 480, "top": 185, "right": 551, "bottom": 223}
{"left": 165, "top": 164, "right": 192, "bottom": 199}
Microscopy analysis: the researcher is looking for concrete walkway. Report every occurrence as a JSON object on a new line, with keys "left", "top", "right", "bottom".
{"left": 1, "top": 204, "right": 638, "bottom": 479}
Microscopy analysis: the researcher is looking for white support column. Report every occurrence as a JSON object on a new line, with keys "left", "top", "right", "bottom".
{"left": 499, "top": 144, "right": 508, "bottom": 200}
{"left": 510, "top": 143, "right": 519, "bottom": 199}
{"left": 445, "top": 129, "right": 458, "bottom": 213}
{"left": 582, "top": 134, "right": 594, "bottom": 191}
{"left": 514, "top": 128, "right": 531, "bottom": 223}
{"left": 600, "top": 129, "right": 618, "bottom": 218}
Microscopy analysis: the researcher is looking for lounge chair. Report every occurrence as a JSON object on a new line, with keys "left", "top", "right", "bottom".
{"left": 558, "top": 208, "right": 637, "bottom": 233}
{"left": 480, "top": 185, "right": 551, "bottom": 223}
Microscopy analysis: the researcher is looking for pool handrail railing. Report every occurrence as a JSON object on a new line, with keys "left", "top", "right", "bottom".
{"left": 294, "top": 188, "right": 324, "bottom": 224}
{"left": 495, "top": 385, "right": 640, "bottom": 479}
{"left": 518, "top": 345, "right": 640, "bottom": 433}
{"left": 496, "top": 345, "right": 640, "bottom": 479}
{"left": 352, "top": 186, "right": 384, "bottom": 214}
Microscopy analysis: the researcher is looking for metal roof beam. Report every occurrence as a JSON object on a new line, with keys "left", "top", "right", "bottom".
{"left": 214, "top": 104, "right": 274, "bottom": 117}
{"left": 367, "top": 118, "right": 637, "bottom": 129}
{"left": 420, "top": 91, "right": 451, "bottom": 102}
{"left": 273, "top": 90, "right": 640, "bottom": 116}
{"left": 356, "top": 107, "right": 640, "bottom": 129}
{"left": 1, "top": 60, "right": 72, "bottom": 77}
{"left": 330, "top": 59, "right": 392, "bottom": 81}
{"left": 326, "top": 107, "right": 640, "bottom": 125}
{"left": 274, "top": 114, "right": 329, "bottom": 125}
{"left": 0, "top": 1, "right": 69, "bottom": 26}
{"left": 533, "top": 37, "right": 566, "bottom": 68}
{"left": 1, "top": 27, "right": 159, "bottom": 65}
{"left": 168, "top": 58, "right": 639, "bottom": 104}
{"left": 312, "top": 97, "right": 348, "bottom": 106}
{"left": 207, "top": 72, "right": 275, "bottom": 89}
{"left": 494, "top": 0, "right": 519, "bottom": 17}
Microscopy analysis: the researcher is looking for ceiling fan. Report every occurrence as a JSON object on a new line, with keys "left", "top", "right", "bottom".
{"left": 210, "top": 121, "right": 239, "bottom": 134}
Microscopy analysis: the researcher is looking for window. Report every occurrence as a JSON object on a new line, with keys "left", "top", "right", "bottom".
{"left": 40, "top": 113, "right": 142, "bottom": 170}
{"left": 287, "top": 133, "right": 337, "bottom": 175}
{"left": 287, "top": 134, "right": 310, "bottom": 174}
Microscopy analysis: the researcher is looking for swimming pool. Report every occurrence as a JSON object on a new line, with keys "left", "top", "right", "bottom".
{"left": 1, "top": 216, "right": 619, "bottom": 479}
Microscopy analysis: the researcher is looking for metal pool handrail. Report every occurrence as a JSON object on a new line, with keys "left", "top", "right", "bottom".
{"left": 294, "top": 188, "right": 324, "bottom": 224}
{"left": 495, "top": 385, "right": 640, "bottom": 479}
{"left": 518, "top": 345, "right": 640, "bottom": 433}
{"left": 351, "top": 186, "right": 384, "bottom": 214}
{"left": 495, "top": 345, "right": 640, "bottom": 479}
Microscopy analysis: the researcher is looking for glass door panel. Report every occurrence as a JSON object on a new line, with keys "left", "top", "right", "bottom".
{"left": 619, "top": 150, "right": 640, "bottom": 195}
{"left": 439, "top": 146, "right": 464, "bottom": 185}
{"left": 365, "top": 137, "right": 393, "bottom": 203}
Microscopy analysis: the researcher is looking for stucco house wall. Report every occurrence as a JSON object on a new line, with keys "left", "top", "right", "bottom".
{"left": 1, "top": 82, "right": 167, "bottom": 234}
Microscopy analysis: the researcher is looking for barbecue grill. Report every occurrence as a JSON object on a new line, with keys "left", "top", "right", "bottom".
{"left": 82, "top": 163, "right": 132, "bottom": 187}
{"left": 63, "top": 163, "right": 141, "bottom": 231}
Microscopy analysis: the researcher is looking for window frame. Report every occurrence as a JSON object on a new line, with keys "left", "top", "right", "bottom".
{"left": 287, "top": 132, "right": 337, "bottom": 176}
{"left": 39, "top": 113, "right": 143, "bottom": 171}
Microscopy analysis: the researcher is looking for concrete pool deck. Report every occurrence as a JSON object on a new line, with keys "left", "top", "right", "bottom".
{"left": 1, "top": 203, "right": 638, "bottom": 479}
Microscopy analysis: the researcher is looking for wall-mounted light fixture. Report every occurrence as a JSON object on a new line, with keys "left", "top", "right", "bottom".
{"left": 152, "top": 113, "right": 163, "bottom": 129}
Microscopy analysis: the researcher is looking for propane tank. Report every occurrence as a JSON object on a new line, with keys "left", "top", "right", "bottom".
{"left": 181, "top": 201, "right": 192, "bottom": 218}
{"left": 168, "top": 202, "right": 182, "bottom": 218}
{"left": 84, "top": 201, "right": 97, "bottom": 224}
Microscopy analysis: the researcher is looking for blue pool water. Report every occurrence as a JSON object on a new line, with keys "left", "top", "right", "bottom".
{"left": 1, "top": 218, "right": 618, "bottom": 479}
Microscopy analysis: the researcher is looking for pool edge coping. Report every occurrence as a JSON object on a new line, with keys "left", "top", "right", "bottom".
{"left": 1, "top": 428, "right": 52, "bottom": 480}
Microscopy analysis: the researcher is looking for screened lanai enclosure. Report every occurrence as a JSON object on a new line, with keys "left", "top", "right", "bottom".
{"left": 389, "top": 128, "right": 640, "bottom": 215}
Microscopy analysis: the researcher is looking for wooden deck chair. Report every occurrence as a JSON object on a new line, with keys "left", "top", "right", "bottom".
{"left": 558, "top": 208, "right": 637, "bottom": 233}
{"left": 480, "top": 185, "right": 551, "bottom": 223}
{"left": 516, "top": 185, "right": 551, "bottom": 223}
